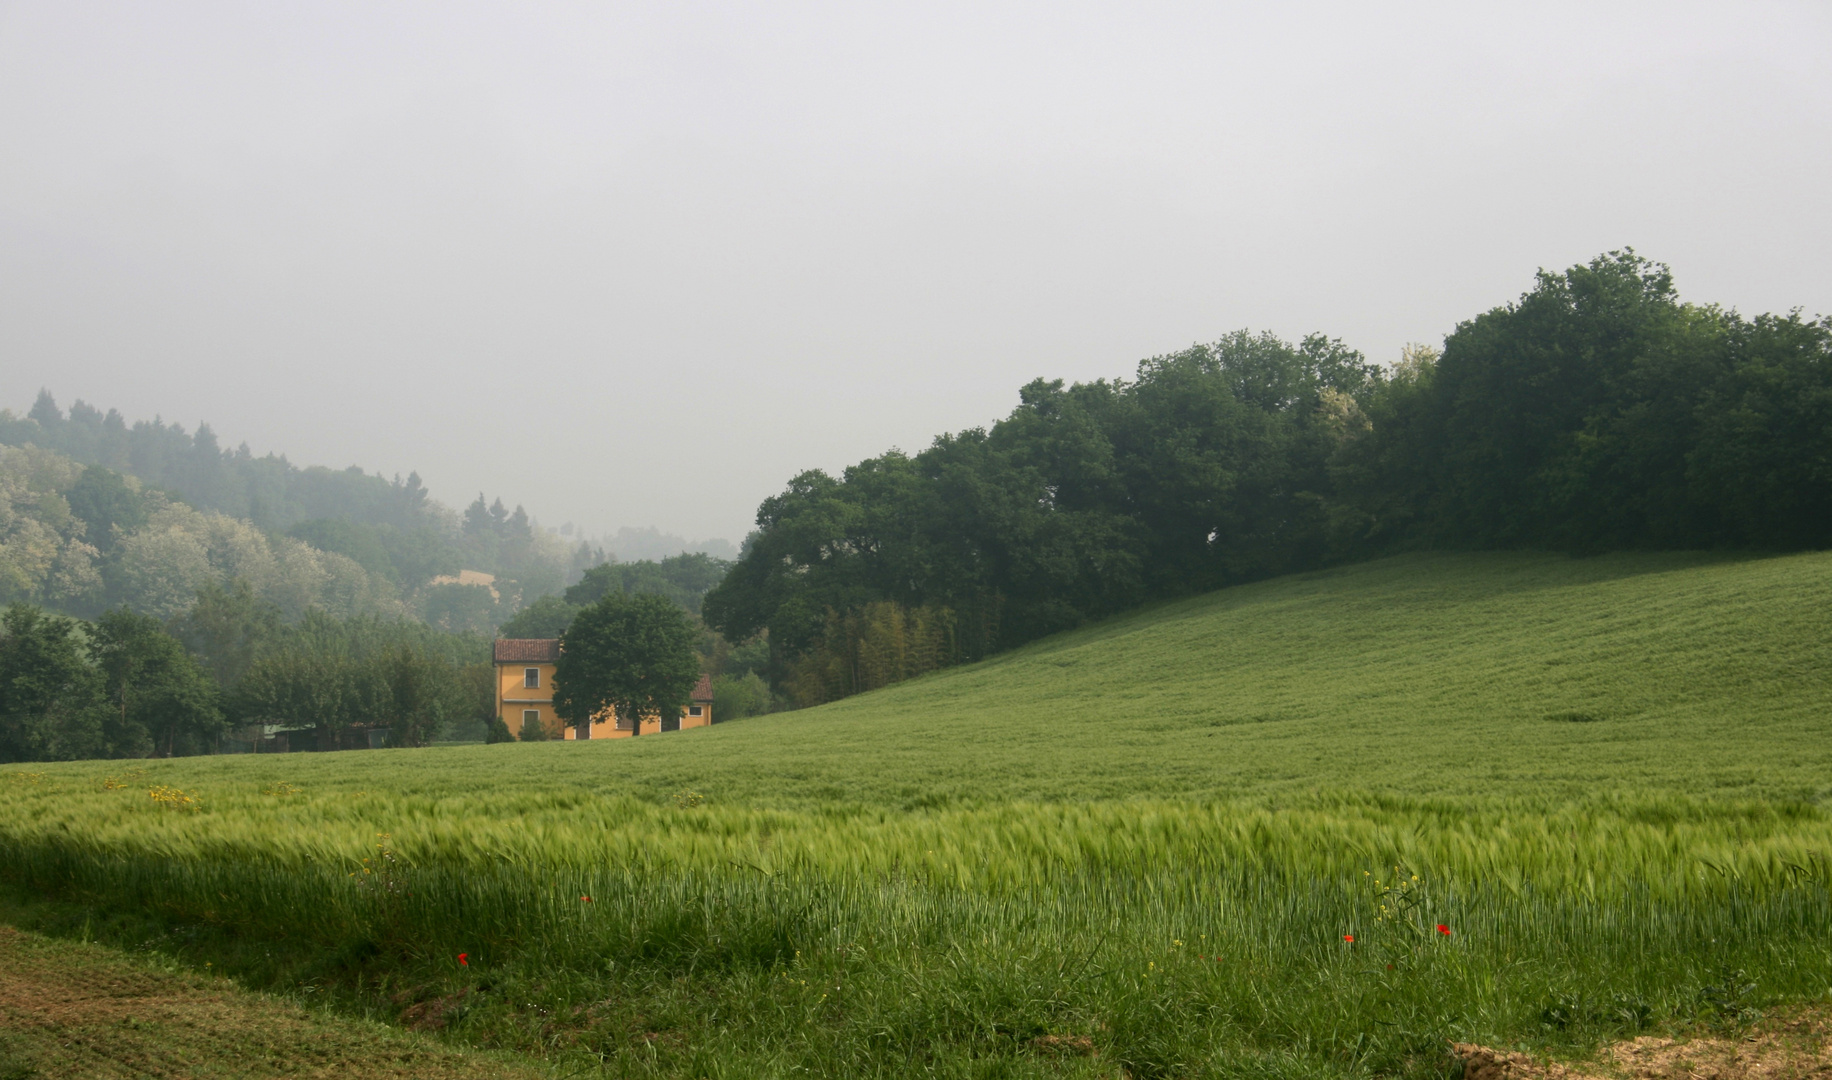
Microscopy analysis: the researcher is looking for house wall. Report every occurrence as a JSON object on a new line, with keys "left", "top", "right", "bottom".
{"left": 495, "top": 661, "right": 565, "bottom": 739}
{"left": 496, "top": 660, "right": 712, "bottom": 740}
{"left": 561, "top": 701, "right": 712, "bottom": 740}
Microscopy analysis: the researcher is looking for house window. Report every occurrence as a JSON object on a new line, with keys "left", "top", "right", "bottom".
{"left": 524, "top": 667, "right": 540, "bottom": 688}
{"left": 689, "top": 705, "right": 703, "bottom": 717}
{"left": 523, "top": 709, "right": 540, "bottom": 727}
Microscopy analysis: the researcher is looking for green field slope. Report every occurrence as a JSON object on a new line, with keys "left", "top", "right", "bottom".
{"left": 3, "top": 551, "right": 1830, "bottom": 1080}
{"left": 44, "top": 548, "right": 1822, "bottom": 808}
{"left": 632, "top": 548, "right": 1832, "bottom": 806}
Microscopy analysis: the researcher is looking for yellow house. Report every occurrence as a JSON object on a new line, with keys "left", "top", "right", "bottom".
{"left": 493, "top": 638, "right": 714, "bottom": 740}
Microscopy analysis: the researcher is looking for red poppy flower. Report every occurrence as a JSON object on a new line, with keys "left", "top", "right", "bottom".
{"left": 1436, "top": 924, "right": 1451, "bottom": 936}
{"left": 581, "top": 895, "right": 593, "bottom": 902}
{"left": 1342, "top": 934, "right": 1355, "bottom": 943}
{"left": 458, "top": 952, "right": 469, "bottom": 966}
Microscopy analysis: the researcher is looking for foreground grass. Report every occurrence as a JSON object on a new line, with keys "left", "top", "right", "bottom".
{"left": 3, "top": 551, "right": 1830, "bottom": 1077}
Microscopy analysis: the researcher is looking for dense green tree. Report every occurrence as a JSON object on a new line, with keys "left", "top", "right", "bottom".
{"left": 26, "top": 390, "right": 61, "bottom": 428}
{"left": 237, "top": 638, "right": 356, "bottom": 750}
{"left": 497, "top": 594, "right": 580, "bottom": 639}
{"left": 710, "top": 671, "right": 772, "bottom": 721}
{"left": 365, "top": 643, "right": 454, "bottom": 748}
{"left": 420, "top": 581, "right": 499, "bottom": 636}
{"left": 565, "top": 552, "right": 732, "bottom": 615}
{"left": 380, "top": 523, "right": 463, "bottom": 589}
{"left": 553, "top": 593, "right": 700, "bottom": 739}
{"left": 282, "top": 515, "right": 464, "bottom": 591}
{"left": 1420, "top": 251, "right": 1715, "bottom": 549}
{"left": 1688, "top": 312, "right": 1832, "bottom": 547}
{"left": 287, "top": 518, "right": 400, "bottom": 583}
{"left": 782, "top": 601, "right": 956, "bottom": 707}
{"left": 89, "top": 608, "right": 223, "bottom": 756}
{"left": 235, "top": 610, "right": 489, "bottom": 748}
{"left": 1322, "top": 343, "right": 1438, "bottom": 558}
{"left": 168, "top": 579, "right": 283, "bottom": 690}
{"left": 454, "top": 660, "right": 500, "bottom": 742}
{"left": 0, "top": 604, "right": 108, "bottom": 762}
{"left": 704, "top": 330, "right": 1380, "bottom": 675}
{"left": 462, "top": 494, "right": 493, "bottom": 537}
{"left": 64, "top": 466, "right": 149, "bottom": 553}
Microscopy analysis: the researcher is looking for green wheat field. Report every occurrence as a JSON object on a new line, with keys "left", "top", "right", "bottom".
{"left": 4, "top": 550, "right": 1831, "bottom": 1078}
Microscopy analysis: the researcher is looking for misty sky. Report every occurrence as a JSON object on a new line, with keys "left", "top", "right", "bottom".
{"left": 2, "top": 2, "right": 1828, "bottom": 544}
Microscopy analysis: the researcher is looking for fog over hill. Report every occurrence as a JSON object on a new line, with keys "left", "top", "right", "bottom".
{"left": 588, "top": 527, "right": 738, "bottom": 564}
{"left": 0, "top": 390, "right": 735, "bottom": 562}
{"left": 2, "top": 3, "right": 1825, "bottom": 542}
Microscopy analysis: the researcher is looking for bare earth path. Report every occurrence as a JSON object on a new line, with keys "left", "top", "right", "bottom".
{"left": 1456, "top": 1016, "right": 1832, "bottom": 1080}
{"left": 0, "top": 926, "right": 545, "bottom": 1080}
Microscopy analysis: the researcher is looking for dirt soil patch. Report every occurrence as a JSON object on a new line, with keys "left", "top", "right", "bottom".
{"left": 0, "top": 925, "right": 544, "bottom": 1080}
{"left": 1456, "top": 1011, "right": 1832, "bottom": 1080}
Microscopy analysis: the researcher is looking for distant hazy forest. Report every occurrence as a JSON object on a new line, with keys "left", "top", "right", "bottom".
{"left": 705, "top": 252, "right": 1832, "bottom": 704}
{"left": 0, "top": 399, "right": 733, "bottom": 627}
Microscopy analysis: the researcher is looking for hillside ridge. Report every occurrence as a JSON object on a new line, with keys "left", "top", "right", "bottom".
{"left": 595, "top": 548, "right": 1832, "bottom": 806}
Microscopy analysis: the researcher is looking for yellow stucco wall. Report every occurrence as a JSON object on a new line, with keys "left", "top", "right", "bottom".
{"left": 559, "top": 701, "right": 712, "bottom": 740}
{"left": 495, "top": 661, "right": 711, "bottom": 741}
{"left": 496, "top": 661, "right": 565, "bottom": 739}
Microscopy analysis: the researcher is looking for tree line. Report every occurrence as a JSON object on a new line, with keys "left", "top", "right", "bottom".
{"left": 1, "top": 393, "right": 761, "bottom": 649}
{"left": 0, "top": 582, "right": 497, "bottom": 763}
{"left": 0, "top": 444, "right": 401, "bottom": 622}
{"left": 0, "top": 422, "right": 606, "bottom": 637}
{"left": 0, "top": 398, "right": 429, "bottom": 536}
{"left": 704, "top": 252, "right": 1832, "bottom": 704}
{"left": 0, "top": 535, "right": 766, "bottom": 761}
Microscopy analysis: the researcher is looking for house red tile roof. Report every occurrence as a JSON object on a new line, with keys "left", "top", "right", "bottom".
{"left": 494, "top": 638, "right": 560, "bottom": 663}
{"left": 692, "top": 674, "right": 713, "bottom": 702}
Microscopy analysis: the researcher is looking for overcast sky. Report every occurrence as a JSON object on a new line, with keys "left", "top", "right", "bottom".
{"left": 2, "top": 2, "right": 1827, "bottom": 543}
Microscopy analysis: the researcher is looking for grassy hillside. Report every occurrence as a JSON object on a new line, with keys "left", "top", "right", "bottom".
{"left": 651, "top": 548, "right": 1832, "bottom": 805}
{"left": 3, "top": 551, "right": 1830, "bottom": 1079}
{"left": 38, "top": 548, "right": 1823, "bottom": 807}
